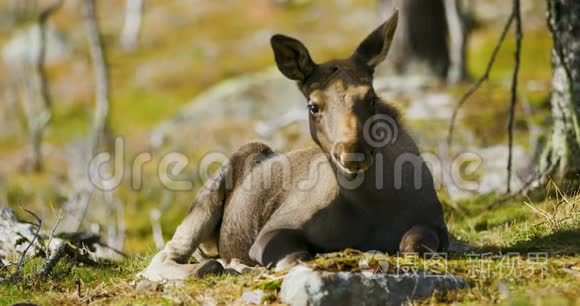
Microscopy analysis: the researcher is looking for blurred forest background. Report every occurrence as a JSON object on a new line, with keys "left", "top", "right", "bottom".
{"left": 0, "top": 0, "right": 578, "bottom": 304}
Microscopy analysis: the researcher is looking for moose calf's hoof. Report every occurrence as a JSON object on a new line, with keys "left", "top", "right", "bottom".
{"left": 193, "top": 259, "right": 226, "bottom": 278}
{"left": 399, "top": 225, "right": 440, "bottom": 254}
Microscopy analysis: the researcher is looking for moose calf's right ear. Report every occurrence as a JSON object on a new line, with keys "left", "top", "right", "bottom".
{"left": 271, "top": 34, "right": 316, "bottom": 81}
{"left": 353, "top": 10, "right": 399, "bottom": 70}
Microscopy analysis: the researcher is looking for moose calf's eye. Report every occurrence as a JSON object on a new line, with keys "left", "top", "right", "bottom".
{"left": 308, "top": 103, "right": 320, "bottom": 114}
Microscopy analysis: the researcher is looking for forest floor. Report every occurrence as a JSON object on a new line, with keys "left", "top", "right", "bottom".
{"left": 1, "top": 186, "right": 578, "bottom": 305}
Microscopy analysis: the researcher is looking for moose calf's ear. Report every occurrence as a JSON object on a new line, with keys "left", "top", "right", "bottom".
{"left": 271, "top": 34, "right": 316, "bottom": 81}
{"left": 353, "top": 10, "right": 399, "bottom": 70}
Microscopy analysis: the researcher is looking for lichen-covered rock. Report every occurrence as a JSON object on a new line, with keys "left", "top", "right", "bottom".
{"left": 150, "top": 67, "right": 308, "bottom": 150}
{"left": 280, "top": 265, "right": 466, "bottom": 306}
{"left": 0, "top": 208, "right": 46, "bottom": 266}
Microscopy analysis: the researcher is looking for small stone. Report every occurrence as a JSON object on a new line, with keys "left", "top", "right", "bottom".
{"left": 241, "top": 289, "right": 267, "bottom": 304}
{"left": 280, "top": 265, "right": 467, "bottom": 306}
{"left": 135, "top": 279, "right": 162, "bottom": 292}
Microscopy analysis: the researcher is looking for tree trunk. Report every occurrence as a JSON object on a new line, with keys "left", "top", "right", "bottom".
{"left": 539, "top": 0, "right": 580, "bottom": 188}
{"left": 20, "top": 1, "right": 62, "bottom": 172}
{"left": 444, "top": 0, "right": 468, "bottom": 83}
{"left": 120, "top": 0, "right": 144, "bottom": 52}
{"left": 378, "top": 0, "right": 450, "bottom": 79}
{"left": 82, "top": 0, "right": 111, "bottom": 151}
{"left": 82, "top": 0, "right": 125, "bottom": 255}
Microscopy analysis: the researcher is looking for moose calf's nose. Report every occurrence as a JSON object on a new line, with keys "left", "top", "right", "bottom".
{"left": 332, "top": 142, "right": 372, "bottom": 173}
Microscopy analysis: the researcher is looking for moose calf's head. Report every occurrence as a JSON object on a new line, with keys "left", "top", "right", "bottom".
{"left": 271, "top": 12, "right": 399, "bottom": 175}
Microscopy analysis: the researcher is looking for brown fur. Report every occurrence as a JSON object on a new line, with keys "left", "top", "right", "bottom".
{"left": 139, "top": 11, "right": 448, "bottom": 282}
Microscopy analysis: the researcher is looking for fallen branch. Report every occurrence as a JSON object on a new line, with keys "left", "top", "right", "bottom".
{"left": 506, "top": 0, "right": 523, "bottom": 193}
{"left": 37, "top": 241, "right": 70, "bottom": 278}
{"left": 37, "top": 232, "right": 127, "bottom": 278}
{"left": 11, "top": 204, "right": 42, "bottom": 279}
{"left": 447, "top": 12, "right": 515, "bottom": 148}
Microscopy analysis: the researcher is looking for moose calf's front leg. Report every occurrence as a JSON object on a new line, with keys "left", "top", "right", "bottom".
{"left": 137, "top": 209, "right": 218, "bottom": 282}
{"left": 138, "top": 164, "right": 229, "bottom": 282}
{"left": 249, "top": 229, "right": 311, "bottom": 272}
{"left": 138, "top": 142, "right": 274, "bottom": 283}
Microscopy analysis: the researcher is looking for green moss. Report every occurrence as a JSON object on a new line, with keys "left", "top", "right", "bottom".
{"left": 110, "top": 89, "right": 184, "bottom": 135}
{"left": 468, "top": 27, "right": 552, "bottom": 83}
{"left": 252, "top": 278, "right": 282, "bottom": 291}
{"left": 46, "top": 102, "right": 91, "bottom": 144}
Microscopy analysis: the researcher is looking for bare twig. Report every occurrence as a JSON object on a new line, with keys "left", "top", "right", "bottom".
{"left": 94, "top": 242, "right": 129, "bottom": 258}
{"left": 12, "top": 204, "right": 42, "bottom": 279}
{"left": 447, "top": 12, "right": 515, "bottom": 148}
{"left": 45, "top": 204, "right": 64, "bottom": 259}
{"left": 506, "top": 0, "right": 522, "bottom": 193}
{"left": 76, "top": 279, "right": 84, "bottom": 298}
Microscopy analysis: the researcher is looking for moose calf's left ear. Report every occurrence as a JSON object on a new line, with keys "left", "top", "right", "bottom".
{"left": 352, "top": 10, "right": 399, "bottom": 70}
{"left": 271, "top": 34, "right": 316, "bottom": 81}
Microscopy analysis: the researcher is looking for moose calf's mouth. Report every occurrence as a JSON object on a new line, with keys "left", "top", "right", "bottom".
{"left": 330, "top": 150, "right": 373, "bottom": 176}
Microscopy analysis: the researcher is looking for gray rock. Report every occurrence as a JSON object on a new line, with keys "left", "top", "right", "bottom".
{"left": 279, "top": 265, "right": 467, "bottom": 306}
{"left": 150, "top": 67, "right": 306, "bottom": 148}
{"left": 0, "top": 208, "right": 46, "bottom": 266}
